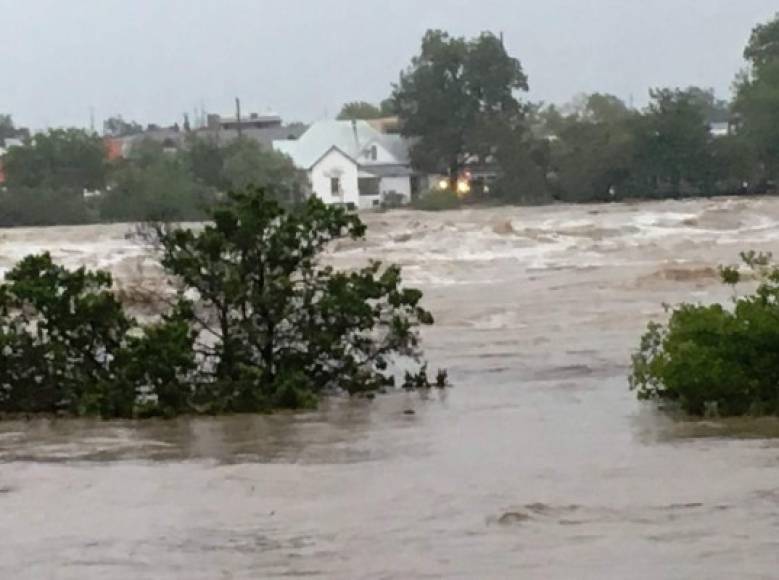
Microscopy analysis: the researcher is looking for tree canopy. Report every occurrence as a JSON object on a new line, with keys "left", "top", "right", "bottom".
{"left": 0, "top": 114, "right": 28, "bottom": 142}
{"left": 220, "top": 138, "right": 308, "bottom": 202}
{"left": 630, "top": 88, "right": 715, "bottom": 197}
{"left": 336, "top": 101, "right": 394, "bottom": 120}
{"left": 393, "top": 30, "right": 528, "bottom": 180}
{"left": 3, "top": 129, "right": 107, "bottom": 190}
{"left": 734, "top": 13, "right": 779, "bottom": 181}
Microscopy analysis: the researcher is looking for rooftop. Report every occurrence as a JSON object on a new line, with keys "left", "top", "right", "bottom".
{"left": 274, "top": 120, "right": 409, "bottom": 169}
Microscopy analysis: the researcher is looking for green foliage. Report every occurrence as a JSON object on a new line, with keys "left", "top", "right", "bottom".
{"left": 629, "top": 88, "right": 715, "bottom": 197}
{"left": 0, "top": 254, "right": 133, "bottom": 416}
{"left": 732, "top": 13, "right": 779, "bottom": 182}
{"left": 412, "top": 188, "right": 462, "bottom": 211}
{"left": 743, "top": 13, "right": 779, "bottom": 71}
{"left": 337, "top": 101, "right": 386, "bottom": 120}
{"left": 0, "top": 114, "right": 28, "bottom": 142}
{"left": 630, "top": 252, "right": 779, "bottom": 416}
{"left": 102, "top": 145, "right": 213, "bottom": 222}
{"left": 492, "top": 130, "right": 551, "bottom": 203}
{"left": 154, "top": 187, "right": 441, "bottom": 412}
{"left": 220, "top": 138, "right": 308, "bottom": 203}
{"left": 394, "top": 30, "right": 528, "bottom": 179}
{"left": 0, "top": 187, "right": 94, "bottom": 227}
{"left": 3, "top": 128, "right": 106, "bottom": 190}
{"left": 184, "top": 135, "right": 226, "bottom": 188}
{"left": 0, "top": 187, "right": 445, "bottom": 418}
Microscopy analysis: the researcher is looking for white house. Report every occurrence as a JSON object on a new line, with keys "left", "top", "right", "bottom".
{"left": 274, "top": 120, "right": 416, "bottom": 209}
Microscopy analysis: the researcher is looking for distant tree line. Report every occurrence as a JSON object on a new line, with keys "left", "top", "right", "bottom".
{"left": 3, "top": 13, "right": 779, "bottom": 226}
{"left": 0, "top": 128, "right": 306, "bottom": 227}
{"left": 386, "top": 14, "right": 779, "bottom": 204}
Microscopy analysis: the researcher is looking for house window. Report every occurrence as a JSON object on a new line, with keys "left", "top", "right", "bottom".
{"left": 330, "top": 177, "right": 341, "bottom": 195}
{"left": 369, "top": 145, "right": 378, "bottom": 161}
{"left": 358, "top": 177, "right": 380, "bottom": 197}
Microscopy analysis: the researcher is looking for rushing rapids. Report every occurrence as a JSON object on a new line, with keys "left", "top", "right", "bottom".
{"left": 2, "top": 196, "right": 779, "bottom": 579}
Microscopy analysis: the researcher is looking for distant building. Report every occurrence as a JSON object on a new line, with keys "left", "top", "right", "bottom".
{"left": 274, "top": 120, "right": 418, "bottom": 209}
{"left": 108, "top": 111, "right": 307, "bottom": 159}
{"left": 206, "top": 112, "right": 282, "bottom": 132}
{"left": 710, "top": 121, "right": 730, "bottom": 138}
{"left": 195, "top": 113, "right": 306, "bottom": 149}
{"left": 0, "top": 138, "right": 23, "bottom": 184}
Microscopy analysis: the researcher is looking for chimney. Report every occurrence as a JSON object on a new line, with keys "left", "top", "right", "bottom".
{"left": 351, "top": 119, "right": 361, "bottom": 150}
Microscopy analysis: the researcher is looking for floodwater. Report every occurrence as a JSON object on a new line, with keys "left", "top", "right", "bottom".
{"left": 2, "top": 197, "right": 779, "bottom": 579}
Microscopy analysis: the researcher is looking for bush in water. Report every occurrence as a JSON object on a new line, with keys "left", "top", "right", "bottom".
{"left": 0, "top": 186, "right": 446, "bottom": 418}
{"left": 630, "top": 251, "right": 779, "bottom": 416}
{"left": 0, "top": 254, "right": 196, "bottom": 417}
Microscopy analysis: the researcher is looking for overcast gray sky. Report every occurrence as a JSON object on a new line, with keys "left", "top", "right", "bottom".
{"left": 2, "top": 0, "right": 777, "bottom": 130}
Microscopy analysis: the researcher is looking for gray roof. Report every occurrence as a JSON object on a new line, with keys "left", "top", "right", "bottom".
{"left": 274, "top": 120, "right": 410, "bottom": 169}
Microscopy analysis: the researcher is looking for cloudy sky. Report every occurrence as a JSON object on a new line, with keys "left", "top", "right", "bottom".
{"left": 2, "top": 0, "right": 777, "bottom": 130}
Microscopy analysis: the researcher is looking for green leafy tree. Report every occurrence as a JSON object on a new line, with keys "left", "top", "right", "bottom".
{"left": 221, "top": 138, "right": 308, "bottom": 203}
{"left": 3, "top": 128, "right": 106, "bottom": 190}
{"left": 0, "top": 114, "right": 28, "bottom": 142}
{"left": 0, "top": 253, "right": 196, "bottom": 417}
{"left": 546, "top": 94, "right": 636, "bottom": 202}
{"left": 337, "top": 101, "right": 385, "bottom": 120}
{"left": 734, "top": 13, "right": 779, "bottom": 182}
{"left": 154, "top": 187, "right": 443, "bottom": 412}
{"left": 630, "top": 88, "right": 714, "bottom": 197}
{"left": 184, "top": 135, "right": 226, "bottom": 188}
{"left": 0, "top": 254, "right": 133, "bottom": 416}
{"left": 684, "top": 87, "right": 730, "bottom": 124}
{"left": 103, "top": 142, "right": 213, "bottom": 222}
{"left": 491, "top": 127, "right": 551, "bottom": 203}
{"left": 743, "top": 14, "right": 779, "bottom": 70}
{"left": 393, "top": 30, "right": 529, "bottom": 184}
{"left": 0, "top": 186, "right": 92, "bottom": 227}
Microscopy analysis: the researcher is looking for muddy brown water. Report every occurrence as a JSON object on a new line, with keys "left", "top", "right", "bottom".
{"left": 1, "top": 197, "right": 779, "bottom": 579}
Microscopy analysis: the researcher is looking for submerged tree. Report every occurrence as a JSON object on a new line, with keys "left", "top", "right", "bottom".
{"left": 0, "top": 254, "right": 196, "bottom": 417}
{"left": 155, "top": 187, "right": 443, "bottom": 411}
{"left": 0, "top": 187, "right": 445, "bottom": 418}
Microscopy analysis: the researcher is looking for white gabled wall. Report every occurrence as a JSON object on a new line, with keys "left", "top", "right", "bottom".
{"left": 310, "top": 148, "right": 360, "bottom": 206}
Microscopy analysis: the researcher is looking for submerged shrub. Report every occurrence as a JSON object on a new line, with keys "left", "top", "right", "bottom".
{"left": 0, "top": 254, "right": 196, "bottom": 417}
{"left": 630, "top": 251, "right": 779, "bottom": 416}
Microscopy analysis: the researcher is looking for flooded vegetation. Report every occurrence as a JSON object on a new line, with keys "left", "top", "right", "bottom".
{"left": 2, "top": 196, "right": 779, "bottom": 578}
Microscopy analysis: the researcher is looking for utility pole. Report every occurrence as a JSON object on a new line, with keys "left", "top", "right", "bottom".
{"left": 89, "top": 106, "right": 95, "bottom": 134}
{"left": 235, "top": 97, "right": 242, "bottom": 138}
